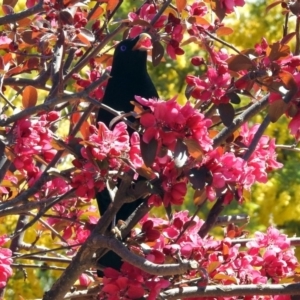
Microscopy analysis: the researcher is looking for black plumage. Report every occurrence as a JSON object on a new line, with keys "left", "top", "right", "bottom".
{"left": 97, "top": 34, "right": 158, "bottom": 128}
{"left": 96, "top": 34, "right": 158, "bottom": 274}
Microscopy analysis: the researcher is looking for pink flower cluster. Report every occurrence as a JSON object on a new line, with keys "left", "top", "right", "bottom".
{"left": 0, "top": 236, "right": 13, "bottom": 289}
{"left": 47, "top": 198, "right": 98, "bottom": 245}
{"left": 221, "top": 0, "right": 245, "bottom": 14}
{"left": 12, "top": 113, "right": 59, "bottom": 186}
{"left": 72, "top": 60, "right": 107, "bottom": 100}
{"left": 133, "top": 96, "right": 213, "bottom": 206}
{"left": 100, "top": 211, "right": 297, "bottom": 300}
{"left": 196, "top": 123, "right": 283, "bottom": 202}
{"left": 148, "top": 160, "right": 188, "bottom": 206}
{"left": 136, "top": 96, "right": 212, "bottom": 152}
{"left": 128, "top": 4, "right": 167, "bottom": 38}
{"left": 71, "top": 122, "right": 143, "bottom": 198}
{"left": 0, "top": 174, "right": 18, "bottom": 201}
{"left": 100, "top": 262, "right": 170, "bottom": 300}
{"left": 186, "top": 50, "right": 231, "bottom": 104}
{"left": 164, "top": 13, "right": 185, "bottom": 59}
{"left": 246, "top": 227, "right": 298, "bottom": 282}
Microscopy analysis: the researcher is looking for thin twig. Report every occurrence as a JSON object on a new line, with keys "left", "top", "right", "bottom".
{"left": 0, "top": 0, "right": 43, "bottom": 25}
{"left": 160, "top": 283, "right": 300, "bottom": 299}
{"left": 242, "top": 115, "right": 271, "bottom": 161}
{"left": 213, "top": 95, "right": 269, "bottom": 148}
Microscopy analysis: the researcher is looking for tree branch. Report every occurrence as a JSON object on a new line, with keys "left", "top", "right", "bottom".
{"left": 213, "top": 94, "right": 269, "bottom": 148}
{"left": 160, "top": 283, "right": 300, "bottom": 299}
{"left": 92, "top": 235, "right": 198, "bottom": 276}
{"left": 0, "top": 0, "right": 43, "bottom": 26}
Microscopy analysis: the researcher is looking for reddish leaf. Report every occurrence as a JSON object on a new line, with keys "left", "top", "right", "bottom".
{"left": 60, "top": 9, "right": 74, "bottom": 25}
{"left": 227, "top": 92, "right": 241, "bottom": 104}
{"left": 26, "top": 0, "right": 36, "bottom": 8}
{"left": 106, "top": 0, "right": 119, "bottom": 11}
{"left": 187, "top": 16, "right": 211, "bottom": 26}
{"left": 278, "top": 70, "right": 298, "bottom": 91}
{"left": 94, "top": 53, "right": 113, "bottom": 65}
{"left": 211, "top": 0, "right": 226, "bottom": 21}
{"left": 268, "top": 100, "right": 289, "bottom": 122}
{"left": 6, "top": 58, "right": 39, "bottom": 76}
{"left": 174, "top": 139, "right": 188, "bottom": 168}
{"left": 127, "top": 286, "right": 145, "bottom": 299}
{"left": 266, "top": 0, "right": 282, "bottom": 13}
{"left": 194, "top": 189, "right": 207, "bottom": 206}
{"left": 207, "top": 261, "right": 221, "bottom": 274}
{"left": 184, "top": 138, "right": 203, "bottom": 161}
{"left": 223, "top": 242, "right": 230, "bottom": 256}
{"left": 25, "top": 57, "right": 39, "bottom": 70}
{"left": 188, "top": 166, "right": 212, "bottom": 190}
{"left": 136, "top": 164, "right": 156, "bottom": 180}
{"left": 227, "top": 54, "right": 253, "bottom": 72}
{"left": 267, "top": 42, "right": 290, "bottom": 61}
{"left": 281, "top": 32, "right": 296, "bottom": 45}
{"left": 213, "top": 273, "right": 237, "bottom": 284}
{"left": 146, "top": 229, "right": 160, "bottom": 241}
{"left": 181, "top": 36, "right": 198, "bottom": 47}
{"left": 140, "top": 138, "right": 157, "bottom": 167}
{"left": 3, "top": 0, "right": 18, "bottom": 8}
{"left": 176, "top": 0, "right": 186, "bottom": 12}
{"left": 89, "top": 6, "right": 104, "bottom": 20}
{"left": 80, "top": 121, "right": 90, "bottom": 140}
{"left": 21, "top": 31, "right": 37, "bottom": 45}
{"left": 163, "top": 6, "right": 178, "bottom": 18}
{"left": 71, "top": 112, "right": 81, "bottom": 125}
{"left": 17, "top": 17, "right": 32, "bottom": 27}
{"left": 216, "top": 26, "right": 233, "bottom": 36}
{"left": 130, "top": 19, "right": 152, "bottom": 28}
{"left": 287, "top": 103, "right": 298, "bottom": 118}
{"left": 6, "top": 66, "right": 24, "bottom": 77}
{"left": 218, "top": 103, "right": 235, "bottom": 127}
{"left": 0, "top": 56, "right": 4, "bottom": 71}
{"left": 2, "top": 4, "right": 14, "bottom": 15}
{"left": 22, "top": 86, "right": 37, "bottom": 108}
{"left": 77, "top": 28, "right": 95, "bottom": 46}
{"left": 152, "top": 41, "right": 164, "bottom": 67}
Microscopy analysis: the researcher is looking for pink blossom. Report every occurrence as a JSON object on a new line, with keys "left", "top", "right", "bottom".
{"left": 136, "top": 96, "right": 213, "bottom": 153}
{"left": 288, "top": 111, "right": 300, "bottom": 140}
{"left": 187, "top": 1, "right": 208, "bottom": 16}
{"left": 146, "top": 278, "right": 170, "bottom": 300}
{"left": 128, "top": 4, "right": 167, "bottom": 38}
{"left": 129, "top": 132, "right": 144, "bottom": 168}
{"left": 186, "top": 66, "right": 231, "bottom": 103}
{"left": 79, "top": 273, "right": 92, "bottom": 286}
{"left": 0, "top": 236, "right": 13, "bottom": 289}
{"left": 221, "top": 0, "right": 245, "bottom": 14}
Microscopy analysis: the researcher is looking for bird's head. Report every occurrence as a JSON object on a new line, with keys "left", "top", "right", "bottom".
{"left": 110, "top": 33, "right": 153, "bottom": 76}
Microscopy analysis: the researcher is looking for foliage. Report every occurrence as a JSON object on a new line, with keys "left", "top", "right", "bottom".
{"left": 222, "top": 0, "right": 300, "bottom": 237}
{"left": 1, "top": 0, "right": 300, "bottom": 299}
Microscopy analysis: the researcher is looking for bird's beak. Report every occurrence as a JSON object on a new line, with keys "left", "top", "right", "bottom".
{"left": 132, "top": 33, "right": 153, "bottom": 51}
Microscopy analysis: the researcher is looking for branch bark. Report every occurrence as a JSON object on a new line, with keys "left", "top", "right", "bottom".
{"left": 160, "top": 283, "right": 300, "bottom": 299}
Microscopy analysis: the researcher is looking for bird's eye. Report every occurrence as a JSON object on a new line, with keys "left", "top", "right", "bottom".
{"left": 120, "top": 45, "right": 127, "bottom": 52}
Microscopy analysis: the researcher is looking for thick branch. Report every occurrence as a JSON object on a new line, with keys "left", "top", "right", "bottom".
{"left": 231, "top": 237, "right": 300, "bottom": 247}
{"left": 92, "top": 235, "right": 197, "bottom": 276}
{"left": 0, "top": 73, "right": 110, "bottom": 126}
{"left": 42, "top": 173, "right": 150, "bottom": 300}
{"left": 160, "top": 283, "right": 300, "bottom": 299}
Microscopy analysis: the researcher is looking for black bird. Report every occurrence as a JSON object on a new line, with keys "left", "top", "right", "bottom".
{"left": 96, "top": 33, "right": 158, "bottom": 274}
{"left": 97, "top": 33, "right": 158, "bottom": 128}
